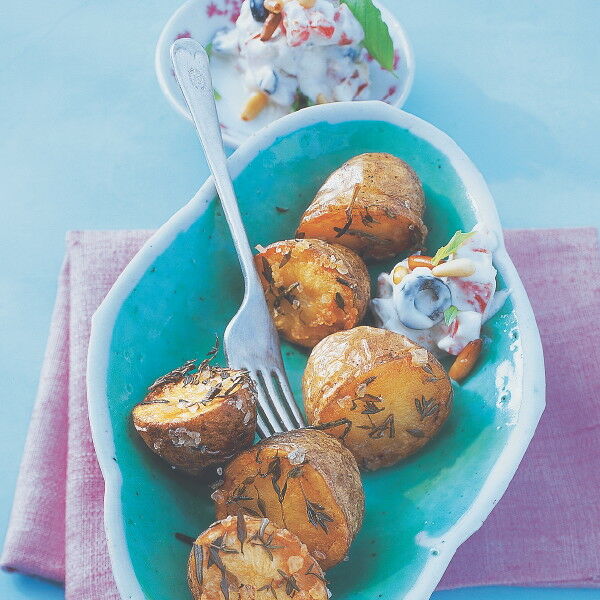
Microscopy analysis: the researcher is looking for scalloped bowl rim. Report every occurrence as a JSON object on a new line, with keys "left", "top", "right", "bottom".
{"left": 87, "top": 100, "right": 545, "bottom": 600}
{"left": 154, "top": 0, "right": 415, "bottom": 148}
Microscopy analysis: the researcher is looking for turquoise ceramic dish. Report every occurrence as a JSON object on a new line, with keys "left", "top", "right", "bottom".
{"left": 87, "top": 101, "right": 545, "bottom": 600}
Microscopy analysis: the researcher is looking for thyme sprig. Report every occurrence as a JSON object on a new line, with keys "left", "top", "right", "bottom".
{"left": 309, "top": 417, "right": 353, "bottom": 440}
{"left": 357, "top": 414, "right": 395, "bottom": 438}
{"left": 277, "top": 569, "right": 301, "bottom": 597}
{"left": 305, "top": 561, "right": 328, "bottom": 583}
{"left": 305, "top": 499, "right": 334, "bottom": 533}
{"left": 415, "top": 396, "right": 440, "bottom": 420}
{"left": 148, "top": 359, "right": 196, "bottom": 392}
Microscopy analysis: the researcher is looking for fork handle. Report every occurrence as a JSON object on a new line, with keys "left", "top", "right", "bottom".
{"left": 171, "top": 38, "right": 262, "bottom": 296}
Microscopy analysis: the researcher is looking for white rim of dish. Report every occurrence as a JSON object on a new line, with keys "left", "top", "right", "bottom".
{"left": 87, "top": 100, "right": 545, "bottom": 600}
{"left": 154, "top": 0, "right": 416, "bottom": 148}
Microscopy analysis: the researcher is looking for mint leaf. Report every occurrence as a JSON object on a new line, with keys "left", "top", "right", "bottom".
{"left": 444, "top": 305, "right": 459, "bottom": 326}
{"left": 432, "top": 231, "right": 476, "bottom": 265}
{"left": 205, "top": 41, "right": 214, "bottom": 58}
{"left": 291, "top": 90, "right": 312, "bottom": 112}
{"left": 341, "top": 0, "right": 395, "bottom": 72}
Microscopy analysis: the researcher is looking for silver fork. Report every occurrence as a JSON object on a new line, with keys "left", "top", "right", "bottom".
{"left": 171, "top": 38, "right": 305, "bottom": 438}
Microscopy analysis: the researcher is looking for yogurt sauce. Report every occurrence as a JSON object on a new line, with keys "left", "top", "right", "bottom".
{"left": 371, "top": 224, "right": 510, "bottom": 357}
{"left": 212, "top": 0, "right": 370, "bottom": 108}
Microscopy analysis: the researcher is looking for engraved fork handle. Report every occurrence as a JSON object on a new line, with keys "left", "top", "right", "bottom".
{"left": 170, "top": 38, "right": 263, "bottom": 298}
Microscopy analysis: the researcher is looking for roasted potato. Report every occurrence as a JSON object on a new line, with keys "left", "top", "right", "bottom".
{"left": 212, "top": 429, "right": 364, "bottom": 570}
{"left": 296, "top": 153, "right": 428, "bottom": 261}
{"left": 303, "top": 326, "right": 452, "bottom": 471}
{"left": 132, "top": 359, "right": 257, "bottom": 475}
{"left": 188, "top": 515, "right": 328, "bottom": 600}
{"left": 255, "top": 238, "right": 370, "bottom": 348}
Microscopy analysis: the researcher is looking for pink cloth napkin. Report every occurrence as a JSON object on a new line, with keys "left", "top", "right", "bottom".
{"left": 2, "top": 228, "right": 600, "bottom": 599}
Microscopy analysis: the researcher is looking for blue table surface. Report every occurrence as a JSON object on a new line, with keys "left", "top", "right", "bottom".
{"left": 1, "top": 0, "right": 599, "bottom": 598}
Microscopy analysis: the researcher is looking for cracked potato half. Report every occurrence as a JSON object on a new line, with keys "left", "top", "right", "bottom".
{"left": 132, "top": 360, "right": 257, "bottom": 475}
{"left": 255, "top": 238, "right": 370, "bottom": 348}
{"left": 296, "top": 153, "right": 428, "bottom": 261}
{"left": 212, "top": 429, "right": 364, "bottom": 570}
{"left": 188, "top": 515, "right": 328, "bottom": 600}
{"left": 303, "top": 327, "right": 453, "bottom": 471}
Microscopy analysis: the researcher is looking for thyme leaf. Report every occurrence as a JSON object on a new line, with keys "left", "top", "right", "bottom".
{"left": 334, "top": 184, "right": 360, "bottom": 238}
{"left": 279, "top": 251, "right": 292, "bottom": 268}
{"left": 210, "top": 535, "right": 238, "bottom": 554}
{"left": 261, "top": 257, "right": 274, "bottom": 285}
{"left": 236, "top": 513, "right": 247, "bottom": 553}
{"left": 406, "top": 427, "right": 426, "bottom": 438}
{"left": 192, "top": 544, "right": 203, "bottom": 586}
{"left": 336, "top": 277, "right": 355, "bottom": 289}
{"left": 174, "top": 532, "right": 195, "bottom": 545}
{"left": 257, "top": 497, "right": 268, "bottom": 517}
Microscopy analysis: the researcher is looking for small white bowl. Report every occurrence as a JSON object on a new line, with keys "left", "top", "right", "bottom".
{"left": 155, "top": 0, "right": 415, "bottom": 147}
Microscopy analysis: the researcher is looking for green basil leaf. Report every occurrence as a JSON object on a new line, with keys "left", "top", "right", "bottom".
{"left": 341, "top": 0, "right": 395, "bottom": 72}
{"left": 432, "top": 231, "right": 476, "bottom": 265}
{"left": 444, "top": 305, "right": 459, "bottom": 326}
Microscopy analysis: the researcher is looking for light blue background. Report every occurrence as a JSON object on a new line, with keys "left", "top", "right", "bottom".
{"left": 1, "top": 1, "right": 598, "bottom": 599}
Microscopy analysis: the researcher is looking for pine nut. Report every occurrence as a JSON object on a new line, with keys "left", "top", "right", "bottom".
{"left": 260, "top": 12, "right": 282, "bottom": 41}
{"left": 241, "top": 92, "right": 269, "bottom": 121}
{"left": 449, "top": 339, "right": 483, "bottom": 382}
{"left": 298, "top": 0, "right": 317, "bottom": 7}
{"left": 408, "top": 255, "right": 435, "bottom": 270}
{"left": 316, "top": 93, "right": 329, "bottom": 105}
{"left": 392, "top": 264, "right": 409, "bottom": 284}
{"left": 431, "top": 258, "right": 476, "bottom": 278}
{"left": 264, "top": 0, "right": 285, "bottom": 13}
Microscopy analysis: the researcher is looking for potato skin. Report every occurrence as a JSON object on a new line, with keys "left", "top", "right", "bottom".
{"left": 303, "top": 327, "right": 452, "bottom": 471}
{"left": 188, "top": 515, "right": 328, "bottom": 600}
{"left": 132, "top": 363, "right": 257, "bottom": 475}
{"left": 255, "top": 239, "right": 370, "bottom": 348}
{"left": 296, "top": 153, "right": 428, "bottom": 261}
{"left": 212, "top": 429, "right": 364, "bottom": 570}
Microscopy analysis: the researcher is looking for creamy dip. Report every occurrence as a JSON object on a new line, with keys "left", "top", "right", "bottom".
{"left": 371, "top": 224, "right": 510, "bottom": 357}
{"left": 212, "top": 0, "right": 370, "bottom": 108}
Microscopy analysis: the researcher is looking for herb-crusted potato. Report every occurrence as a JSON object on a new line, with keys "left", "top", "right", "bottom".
{"left": 303, "top": 326, "right": 452, "bottom": 471}
{"left": 212, "top": 429, "right": 364, "bottom": 570}
{"left": 188, "top": 515, "right": 328, "bottom": 600}
{"left": 255, "top": 238, "right": 370, "bottom": 348}
{"left": 132, "top": 358, "right": 257, "bottom": 475}
{"left": 296, "top": 153, "right": 428, "bottom": 261}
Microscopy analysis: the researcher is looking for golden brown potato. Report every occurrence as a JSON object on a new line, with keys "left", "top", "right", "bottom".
{"left": 254, "top": 238, "right": 370, "bottom": 348}
{"left": 303, "top": 326, "right": 452, "bottom": 471}
{"left": 188, "top": 515, "right": 328, "bottom": 600}
{"left": 212, "top": 429, "right": 364, "bottom": 570}
{"left": 132, "top": 359, "right": 257, "bottom": 475}
{"left": 296, "top": 153, "right": 428, "bottom": 261}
